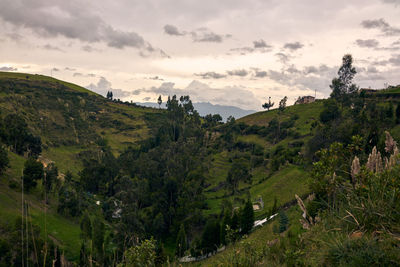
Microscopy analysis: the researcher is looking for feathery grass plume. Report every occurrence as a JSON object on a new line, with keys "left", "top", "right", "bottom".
{"left": 296, "top": 194, "right": 313, "bottom": 229}
{"left": 351, "top": 156, "right": 360, "bottom": 185}
{"left": 376, "top": 151, "right": 383, "bottom": 173}
{"left": 366, "top": 146, "right": 383, "bottom": 173}
{"left": 366, "top": 146, "right": 377, "bottom": 172}
{"left": 384, "top": 131, "right": 397, "bottom": 154}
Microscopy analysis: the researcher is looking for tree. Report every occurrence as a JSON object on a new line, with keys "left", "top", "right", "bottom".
{"left": 396, "top": 104, "right": 400, "bottom": 124}
{"left": 43, "top": 163, "right": 58, "bottom": 196}
{"left": 157, "top": 95, "right": 162, "bottom": 109}
{"left": 278, "top": 96, "right": 287, "bottom": 112}
{"left": 201, "top": 219, "right": 220, "bottom": 254}
{"left": 330, "top": 54, "right": 357, "bottom": 101}
{"left": 22, "top": 158, "right": 44, "bottom": 192}
{"left": 176, "top": 223, "right": 187, "bottom": 257}
{"left": 278, "top": 211, "right": 289, "bottom": 233}
{"left": 240, "top": 199, "right": 255, "bottom": 235}
{"left": 0, "top": 145, "right": 9, "bottom": 175}
{"left": 80, "top": 213, "right": 92, "bottom": 240}
{"left": 262, "top": 97, "right": 274, "bottom": 111}
{"left": 118, "top": 238, "right": 156, "bottom": 267}
{"left": 92, "top": 218, "right": 105, "bottom": 263}
{"left": 226, "top": 158, "right": 252, "bottom": 194}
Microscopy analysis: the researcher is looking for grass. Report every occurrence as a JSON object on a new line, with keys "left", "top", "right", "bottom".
{"left": 42, "top": 146, "right": 85, "bottom": 176}
{"left": 204, "top": 163, "right": 309, "bottom": 218}
{"left": 239, "top": 101, "right": 323, "bottom": 136}
{"left": 0, "top": 71, "right": 97, "bottom": 95}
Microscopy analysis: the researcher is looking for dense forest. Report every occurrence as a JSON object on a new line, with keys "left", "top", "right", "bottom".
{"left": 0, "top": 54, "right": 400, "bottom": 266}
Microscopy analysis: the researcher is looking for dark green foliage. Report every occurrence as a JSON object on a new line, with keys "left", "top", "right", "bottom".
{"left": 176, "top": 223, "right": 187, "bottom": 257}
{"left": 201, "top": 219, "right": 221, "bottom": 254}
{"left": 22, "top": 157, "right": 44, "bottom": 192}
{"left": 278, "top": 96, "right": 287, "bottom": 112}
{"left": 80, "top": 149, "right": 119, "bottom": 195}
{"left": 320, "top": 99, "right": 340, "bottom": 123}
{"left": 57, "top": 181, "right": 82, "bottom": 217}
{"left": 80, "top": 213, "right": 92, "bottom": 240}
{"left": 0, "top": 145, "right": 9, "bottom": 175}
{"left": 262, "top": 97, "right": 274, "bottom": 111}
{"left": 230, "top": 210, "right": 239, "bottom": 230}
{"left": 326, "top": 238, "right": 400, "bottom": 267}
{"left": 330, "top": 54, "right": 357, "bottom": 103}
{"left": 92, "top": 219, "right": 105, "bottom": 262}
{"left": 43, "top": 163, "right": 58, "bottom": 195}
{"left": 226, "top": 157, "right": 252, "bottom": 194}
{"left": 0, "top": 217, "right": 61, "bottom": 267}
{"left": 240, "top": 199, "right": 254, "bottom": 235}
{"left": 0, "top": 114, "right": 42, "bottom": 157}
{"left": 396, "top": 104, "right": 400, "bottom": 124}
{"left": 278, "top": 211, "right": 289, "bottom": 233}
{"left": 220, "top": 210, "right": 231, "bottom": 245}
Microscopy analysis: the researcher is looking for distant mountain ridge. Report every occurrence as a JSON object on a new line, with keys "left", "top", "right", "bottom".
{"left": 136, "top": 101, "right": 257, "bottom": 121}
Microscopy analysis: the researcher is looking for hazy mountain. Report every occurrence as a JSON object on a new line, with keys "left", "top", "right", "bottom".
{"left": 136, "top": 101, "right": 257, "bottom": 121}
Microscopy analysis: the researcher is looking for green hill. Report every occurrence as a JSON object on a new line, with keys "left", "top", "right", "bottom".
{"left": 1, "top": 70, "right": 399, "bottom": 266}
{"left": 0, "top": 72, "right": 163, "bottom": 261}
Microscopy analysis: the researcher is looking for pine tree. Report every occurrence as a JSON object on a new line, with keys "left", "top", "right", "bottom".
{"left": 176, "top": 223, "right": 187, "bottom": 257}
{"left": 278, "top": 211, "right": 289, "bottom": 233}
{"left": 240, "top": 199, "right": 255, "bottom": 235}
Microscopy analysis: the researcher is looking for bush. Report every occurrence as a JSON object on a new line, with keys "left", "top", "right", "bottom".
{"left": 326, "top": 237, "right": 400, "bottom": 267}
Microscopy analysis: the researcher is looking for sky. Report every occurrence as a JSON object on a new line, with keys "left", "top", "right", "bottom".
{"left": 0, "top": 0, "right": 400, "bottom": 111}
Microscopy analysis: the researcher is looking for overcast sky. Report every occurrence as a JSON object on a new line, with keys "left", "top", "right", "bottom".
{"left": 1, "top": 0, "right": 400, "bottom": 110}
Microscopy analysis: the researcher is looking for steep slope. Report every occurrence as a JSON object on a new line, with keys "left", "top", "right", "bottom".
{"left": 0, "top": 71, "right": 162, "bottom": 174}
{"left": 0, "top": 72, "right": 163, "bottom": 261}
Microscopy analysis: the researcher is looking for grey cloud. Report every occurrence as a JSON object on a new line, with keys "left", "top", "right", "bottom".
{"left": 286, "top": 65, "right": 301, "bottom": 74}
{"left": 194, "top": 72, "right": 227, "bottom": 79}
{"left": 254, "top": 70, "right": 267, "bottom": 78}
{"left": 283, "top": 42, "right": 304, "bottom": 51}
{"left": 64, "top": 67, "right": 76, "bottom": 71}
{"left": 382, "top": 0, "right": 400, "bottom": 5}
{"left": 192, "top": 30, "right": 229, "bottom": 43}
{"left": 86, "top": 76, "right": 132, "bottom": 98}
{"left": 0, "top": 66, "right": 17, "bottom": 71}
{"left": 227, "top": 69, "right": 248, "bottom": 77}
{"left": 142, "top": 97, "right": 151, "bottom": 101}
{"left": 230, "top": 40, "right": 272, "bottom": 55}
{"left": 0, "top": 0, "right": 160, "bottom": 53}
{"left": 147, "top": 76, "right": 164, "bottom": 81}
{"left": 52, "top": 67, "right": 60, "bottom": 72}
{"left": 163, "top": 24, "right": 231, "bottom": 43}
{"left": 355, "top": 39, "right": 379, "bottom": 48}
{"left": 42, "top": 44, "right": 63, "bottom": 51}
{"left": 361, "top": 18, "right": 400, "bottom": 36}
{"left": 82, "top": 45, "right": 96, "bottom": 52}
{"left": 132, "top": 89, "right": 142, "bottom": 95}
{"left": 6, "top": 32, "right": 23, "bottom": 41}
{"left": 73, "top": 72, "right": 96, "bottom": 77}
{"left": 164, "top": 24, "right": 184, "bottom": 36}
{"left": 275, "top": 52, "right": 290, "bottom": 64}
{"left": 389, "top": 54, "right": 400, "bottom": 65}
{"left": 253, "top": 39, "right": 271, "bottom": 48}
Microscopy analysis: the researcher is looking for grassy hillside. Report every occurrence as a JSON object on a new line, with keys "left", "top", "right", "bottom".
{"left": 0, "top": 72, "right": 163, "bottom": 261}
{"left": 202, "top": 102, "right": 322, "bottom": 219}
{"left": 0, "top": 71, "right": 162, "bottom": 174}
